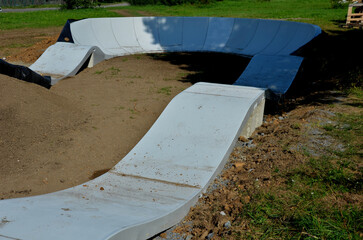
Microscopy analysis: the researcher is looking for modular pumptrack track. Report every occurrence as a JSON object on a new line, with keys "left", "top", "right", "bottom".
{"left": 0, "top": 17, "right": 321, "bottom": 240}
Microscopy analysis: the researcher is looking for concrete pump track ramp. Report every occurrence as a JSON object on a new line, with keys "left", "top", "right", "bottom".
{"left": 0, "top": 17, "right": 321, "bottom": 240}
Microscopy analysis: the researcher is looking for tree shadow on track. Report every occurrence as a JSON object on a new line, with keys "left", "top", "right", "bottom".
{"left": 148, "top": 29, "right": 362, "bottom": 114}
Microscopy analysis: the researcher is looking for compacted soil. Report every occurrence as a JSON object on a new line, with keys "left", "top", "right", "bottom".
{"left": 0, "top": 54, "right": 194, "bottom": 199}
{"left": 0, "top": 30, "right": 247, "bottom": 199}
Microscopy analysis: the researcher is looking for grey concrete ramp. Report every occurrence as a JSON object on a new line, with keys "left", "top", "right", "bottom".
{"left": 224, "top": 18, "right": 260, "bottom": 54}
{"left": 182, "top": 17, "right": 209, "bottom": 52}
{"left": 203, "top": 17, "right": 234, "bottom": 52}
{"left": 238, "top": 19, "right": 282, "bottom": 56}
{"left": 158, "top": 17, "right": 183, "bottom": 51}
{"left": 111, "top": 18, "right": 144, "bottom": 54}
{"left": 29, "top": 42, "right": 105, "bottom": 85}
{"left": 134, "top": 17, "right": 163, "bottom": 52}
{"left": 234, "top": 54, "right": 304, "bottom": 95}
{"left": 0, "top": 83, "right": 265, "bottom": 240}
{"left": 30, "top": 17, "right": 321, "bottom": 95}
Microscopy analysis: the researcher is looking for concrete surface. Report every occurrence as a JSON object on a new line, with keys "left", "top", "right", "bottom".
{"left": 30, "top": 17, "right": 321, "bottom": 95}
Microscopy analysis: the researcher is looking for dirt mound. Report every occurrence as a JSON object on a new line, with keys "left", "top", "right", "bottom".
{"left": 0, "top": 54, "right": 194, "bottom": 199}
{"left": 0, "top": 74, "right": 88, "bottom": 198}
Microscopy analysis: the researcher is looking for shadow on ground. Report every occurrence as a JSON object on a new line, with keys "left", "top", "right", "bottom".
{"left": 148, "top": 52, "right": 250, "bottom": 85}
{"left": 149, "top": 29, "right": 362, "bottom": 114}
{"left": 285, "top": 29, "right": 363, "bottom": 107}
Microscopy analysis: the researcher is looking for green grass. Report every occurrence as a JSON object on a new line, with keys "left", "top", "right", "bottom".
{"left": 241, "top": 191, "right": 362, "bottom": 239}
{"left": 121, "top": 0, "right": 348, "bottom": 31}
{"left": 94, "top": 70, "right": 104, "bottom": 74}
{"left": 157, "top": 86, "right": 172, "bottom": 95}
{"left": 238, "top": 97, "right": 363, "bottom": 239}
{"left": 0, "top": 8, "right": 120, "bottom": 30}
{"left": 107, "top": 66, "right": 121, "bottom": 75}
{"left": 0, "top": 0, "right": 349, "bottom": 31}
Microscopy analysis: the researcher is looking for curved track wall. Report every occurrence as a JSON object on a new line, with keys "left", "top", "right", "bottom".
{"left": 30, "top": 17, "right": 321, "bottom": 95}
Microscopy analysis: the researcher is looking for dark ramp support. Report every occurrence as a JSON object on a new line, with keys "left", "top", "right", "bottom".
{"left": 0, "top": 59, "right": 51, "bottom": 89}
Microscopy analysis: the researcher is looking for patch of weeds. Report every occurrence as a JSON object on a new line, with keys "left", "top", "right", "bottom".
{"left": 122, "top": 58, "right": 128, "bottom": 62}
{"left": 158, "top": 86, "right": 172, "bottom": 95}
{"left": 300, "top": 145, "right": 311, "bottom": 157}
{"left": 330, "top": 0, "right": 348, "bottom": 9}
{"left": 94, "top": 70, "right": 103, "bottom": 75}
{"left": 130, "top": 98, "right": 138, "bottom": 102}
{"left": 92, "top": 126, "right": 98, "bottom": 130}
{"left": 240, "top": 181, "right": 362, "bottom": 239}
{"left": 322, "top": 124, "right": 334, "bottom": 131}
{"left": 108, "top": 67, "right": 120, "bottom": 75}
{"left": 290, "top": 123, "right": 301, "bottom": 130}
{"left": 349, "top": 87, "right": 363, "bottom": 100}
{"left": 238, "top": 108, "right": 362, "bottom": 239}
{"left": 128, "top": 108, "right": 138, "bottom": 115}
{"left": 322, "top": 112, "right": 362, "bottom": 158}
{"left": 345, "top": 88, "right": 363, "bottom": 108}
{"left": 177, "top": 72, "right": 188, "bottom": 78}
{"left": 288, "top": 155, "right": 362, "bottom": 194}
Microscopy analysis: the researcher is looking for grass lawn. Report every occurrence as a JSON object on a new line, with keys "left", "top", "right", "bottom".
{"left": 0, "top": 8, "right": 120, "bottom": 30}
{"left": 0, "top": 0, "right": 348, "bottom": 31}
{"left": 121, "top": 0, "right": 348, "bottom": 31}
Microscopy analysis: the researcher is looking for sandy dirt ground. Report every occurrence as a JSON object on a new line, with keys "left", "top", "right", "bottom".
{"left": 0, "top": 54, "right": 194, "bottom": 199}
{"left": 0, "top": 30, "right": 247, "bottom": 199}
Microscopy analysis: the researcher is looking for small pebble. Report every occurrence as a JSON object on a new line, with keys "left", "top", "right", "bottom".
{"left": 185, "top": 235, "right": 193, "bottom": 240}
{"left": 220, "top": 211, "right": 226, "bottom": 216}
{"left": 224, "top": 221, "right": 231, "bottom": 229}
{"left": 278, "top": 116, "right": 284, "bottom": 120}
{"left": 207, "top": 232, "right": 214, "bottom": 240}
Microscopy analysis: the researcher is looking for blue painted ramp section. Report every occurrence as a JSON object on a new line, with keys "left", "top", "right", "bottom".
{"left": 233, "top": 54, "right": 304, "bottom": 95}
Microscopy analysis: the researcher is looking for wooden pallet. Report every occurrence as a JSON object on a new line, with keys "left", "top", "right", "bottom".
{"left": 346, "top": 2, "right": 363, "bottom": 28}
